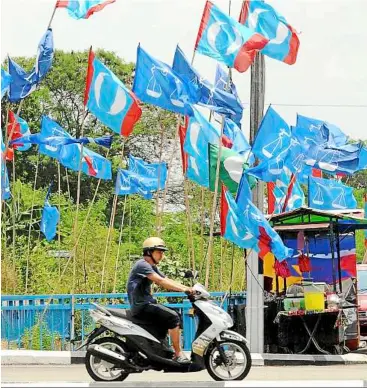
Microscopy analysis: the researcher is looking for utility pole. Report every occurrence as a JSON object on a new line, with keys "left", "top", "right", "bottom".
{"left": 246, "top": 52, "right": 265, "bottom": 354}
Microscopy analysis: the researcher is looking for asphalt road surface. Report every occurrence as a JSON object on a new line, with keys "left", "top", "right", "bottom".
{"left": 2, "top": 364, "right": 367, "bottom": 383}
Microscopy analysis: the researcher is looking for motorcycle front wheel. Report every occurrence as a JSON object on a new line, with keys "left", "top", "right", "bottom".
{"left": 85, "top": 337, "right": 130, "bottom": 382}
{"left": 205, "top": 340, "right": 252, "bottom": 381}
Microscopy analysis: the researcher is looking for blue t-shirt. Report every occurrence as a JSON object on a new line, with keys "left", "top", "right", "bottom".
{"left": 127, "top": 258, "right": 165, "bottom": 312}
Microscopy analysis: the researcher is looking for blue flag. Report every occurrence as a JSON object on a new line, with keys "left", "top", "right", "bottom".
{"left": 40, "top": 201, "right": 60, "bottom": 241}
{"left": 239, "top": 1, "right": 300, "bottom": 65}
{"left": 195, "top": 1, "right": 268, "bottom": 73}
{"left": 56, "top": 0, "right": 115, "bottom": 19}
{"left": 128, "top": 155, "right": 167, "bottom": 191}
{"left": 172, "top": 46, "right": 243, "bottom": 121}
{"left": 296, "top": 114, "right": 348, "bottom": 147}
{"left": 1, "top": 134, "right": 11, "bottom": 200}
{"left": 214, "top": 65, "right": 243, "bottom": 126}
{"left": 239, "top": 193, "right": 293, "bottom": 260}
{"left": 186, "top": 154, "right": 209, "bottom": 188}
{"left": 223, "top": 118, "right": 253, "bottom": 163}
{"left": 39, "top": 116, "right": 73, "bottom": 158}
{"left": 252, "top": 106, "right": 291, "bottom": 161}
{"left": 40, "top": 200, "right": 60, "bottom": 241}
{"left": 7, "top": 110, "right": 32, "bottom": 152}
{"left": 184, "top": 107, "right": 220, "bottom": 159}
{"left": 215, "top": 65, "right": 240, "bottom": 101}
{"left": 133, "top": 45, "right": 194, "bottom": 116}
{"left": 358, "top": 147, "right": 367, "bottom": 170}
{"left": 85, "top": 50, "right": 141, "bottom": 137}
{"left": 235, "top": 170, "right": 252, "bottom": 208}
{"left": 272, "top": 170, "right": 305, "bottom": 214}
{"left": 59, "top": 144, "right": 112, "bottom": 180}
{"left": 309, "top": 176, "right": 357, "bottom": 211}
{"left": 8, "top": 29, "right": 54, "bottom": 102}
{"left": 1, "top": 69, "right": 12, "bottom": 98}
{"left": 222, "top": 188, "right": 258, "bottom": 249}
{"left": 11, "top": 134, "right": 112, "bottom": 149}
{"left": 297, "top": 140, "right": 361, "bottom": 176}
{"left": 115, "top": 168, "right": 153, "bottom": 199}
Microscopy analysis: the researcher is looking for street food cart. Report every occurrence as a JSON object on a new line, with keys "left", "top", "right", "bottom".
{"left": 262, "top": 207, "right": 367, "bottom": 354}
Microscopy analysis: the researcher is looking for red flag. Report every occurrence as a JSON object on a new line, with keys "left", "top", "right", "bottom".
{"left": 220, "top": 184, "right": 229, "bottom": 236}
{"left": 267, "top": 182, "right": 276, "bottom": 214}
{"left": 298, "top": 253, "right": 311, "bottom": 272}
{"left": 178, "top": 117, "right": 188, "bottom": 174}
{"left": 258, "top": 226, "right": 272, "bottom": 259}
{"left": 274, "top": 260, "right": 291, "bottom": 278}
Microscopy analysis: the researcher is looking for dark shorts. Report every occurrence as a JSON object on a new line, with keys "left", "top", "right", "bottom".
{"left": 132, "top": 303, "right": 180, "bottom": 330}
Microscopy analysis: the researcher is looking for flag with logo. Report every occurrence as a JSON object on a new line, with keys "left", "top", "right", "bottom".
{"left": 8, "top": 29, "right": 54, "bottom": 102}
{"left": 269, "top": 169, "right": 305, "bottom": 214}
{"left": 195, "top": 1, "right": 268, "bottom": 72}
{"left": 11, "top": 133, "right": 112, "bottom": 150}
{"left": 6, "top": 111, "right": 31, "bottom": 160}
{"left": 128, "top": 155, "right": 167, "bottom": 191}
{"left": 115, "top": 168, "right": 153, "bottom": 199}
{"left": 308, "top": 176, "right": 357, "bottom": 211}
{"left": 85, "top": 50, "right": 141, "bottom": 137}
{"left": 221, "top": 185, "right": 258, "bottom": 249}
{"left": 239, "top": 0, "right": 300, "bottom": 64}
{"left": 223, "top": 118, "right": 253, "bottom": 163}
{"left": 59, "top": 144, "right": 112, "bottom": 180}
{"left": 252, "top": 105, "right": 291, "bottom": 161}
{"left": 56, "top": 0, "right": 115, "bottom": 19}
{"left": 236, "top": 190, "right": 293, "bottom": 260}
{"left": 172, "top": 45, "right": 243, "bottom": 120}
{"left": 133, "top": 45, "right": 194, "bottom": 116}
{"left": 209, "top": 143, "right": 248, "bottom": 194}
{"left": 296, "top": 114, "right": 348, "bottom": 148}
{"left": 38, "top": 116, "right": 74, "bottom": 158}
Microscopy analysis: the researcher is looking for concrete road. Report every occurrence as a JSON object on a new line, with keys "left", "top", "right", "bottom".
{"left": 2, "top": 364, "right": 367, "bottom": 383}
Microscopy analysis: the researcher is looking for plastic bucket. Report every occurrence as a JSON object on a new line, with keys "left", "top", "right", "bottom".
{"left": 303, "top": 282, "right": 325, "bottom": 311}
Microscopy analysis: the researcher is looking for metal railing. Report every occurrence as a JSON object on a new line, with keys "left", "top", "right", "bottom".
{"left": 1, "top": 292, "right": 246, "bottom": 351}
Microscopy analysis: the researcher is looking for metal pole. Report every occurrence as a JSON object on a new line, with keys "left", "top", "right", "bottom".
{"left": 329, "top": 223, "right": 337, "bottom": 293}
{"left": 246, "top": 52, "right": 265, "bottom": 354}
{"left": 335, "top": 228, "right": 343, "bottom": 294}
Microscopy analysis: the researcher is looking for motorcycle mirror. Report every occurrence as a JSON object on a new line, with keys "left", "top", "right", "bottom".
{"left": 184, "top": 270, "right": 199, "bottom": 279}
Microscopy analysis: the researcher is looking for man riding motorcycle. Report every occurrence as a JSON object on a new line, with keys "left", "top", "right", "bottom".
{"left": 126, "top": 237, "right": 193, "bottom": 364}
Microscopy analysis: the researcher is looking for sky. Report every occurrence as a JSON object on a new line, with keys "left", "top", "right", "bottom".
{"left": 1, "top": 0, "right": 367, "bottom": 140}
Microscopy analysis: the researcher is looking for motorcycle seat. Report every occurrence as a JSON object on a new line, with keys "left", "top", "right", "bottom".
{"left": 105, "top": 307, "right": 152, "bottom": 326}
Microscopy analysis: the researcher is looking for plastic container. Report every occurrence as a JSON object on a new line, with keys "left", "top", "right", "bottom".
{"left": 284, "top": 297, "right": 305, "bottom": 311}
{"left": 303, "top": 282, "right": 326, "bottom": 311}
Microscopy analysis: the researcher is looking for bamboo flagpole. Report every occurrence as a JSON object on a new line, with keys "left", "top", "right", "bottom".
{"left": 57, "top": 162, "right": 62, "bottom": 277}
{"left": 100, "top": 140, "right": 127, "bottom": 293}
{"left": 155, "top": 115, "right": 166, "bottom": 236}
{"left": 157, "top": 118, "right": 180, "bottom": 233}
{"left": 24, "top": 154, "right": 40, "bottom": 293}
{"left": 100, "top": 194, "right": 118, "bottom": 293}
{"left": 205, "top": 119, "right": 225, "bottom": 288}
{"left": 113, "top": 195, "right": 128, "bottom": 293}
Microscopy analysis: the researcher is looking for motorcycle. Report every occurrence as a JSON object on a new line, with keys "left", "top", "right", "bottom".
{"left": 77, "top": 275, "right": 251, "bottom": 382}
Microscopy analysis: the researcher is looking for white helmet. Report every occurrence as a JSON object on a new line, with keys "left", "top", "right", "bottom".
{"left": 142, "top": 237, "right": 168, "bottom": 254}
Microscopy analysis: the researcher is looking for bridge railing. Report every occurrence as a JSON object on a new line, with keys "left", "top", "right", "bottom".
{"left": 1, "top": 292, "right": 246, "bottom": 351}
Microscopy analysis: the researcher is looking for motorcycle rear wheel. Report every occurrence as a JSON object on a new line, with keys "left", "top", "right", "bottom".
{"left": 85, "top": 337, "right": 130, "bottom": 382}
{"left": 205, "top": 340, "right": 252, "bottom": 381}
